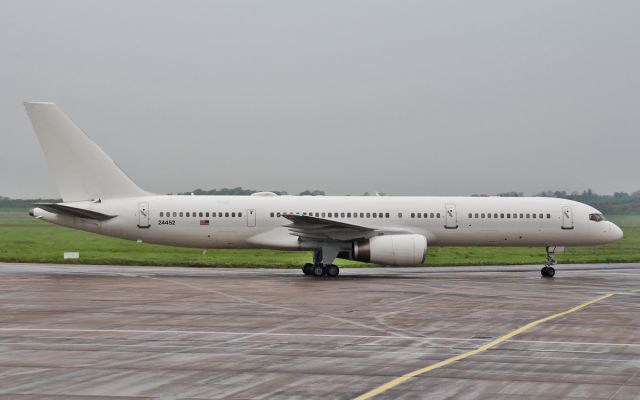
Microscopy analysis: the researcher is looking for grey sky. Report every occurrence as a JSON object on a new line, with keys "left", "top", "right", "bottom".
{"left": 2, "top": 0, "right": 639, "bottom": 198}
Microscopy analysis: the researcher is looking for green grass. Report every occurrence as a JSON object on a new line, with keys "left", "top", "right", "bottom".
{"left": 0, "top": 212, "right": 638, "bottom": 268}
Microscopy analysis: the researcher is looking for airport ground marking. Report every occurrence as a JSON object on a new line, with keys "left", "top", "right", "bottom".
{"left": 353, "top": 293, "right": 613, "bottom": 400}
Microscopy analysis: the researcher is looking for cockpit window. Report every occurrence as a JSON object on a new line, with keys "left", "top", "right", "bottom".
{"left": 589, "top": 213, "right": 606, "bottom": 222}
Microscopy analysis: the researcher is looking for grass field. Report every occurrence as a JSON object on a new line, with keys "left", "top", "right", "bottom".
{"left": 0, "top": 211, "right": 638, "bottom": 268}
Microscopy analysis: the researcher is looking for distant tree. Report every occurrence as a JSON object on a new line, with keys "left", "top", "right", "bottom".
{"left": 497, "top": 192, "right": 523, "bottom": 197}
{"left": 177, "top": 187, "right": 287, "bottom": 196}
{"left": 299, "top": 190, "right": 325, "bottom": 196}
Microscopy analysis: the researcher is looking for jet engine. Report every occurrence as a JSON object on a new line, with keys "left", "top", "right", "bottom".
{"left": 352, "top": 234, "right": 427, "bottom": 266}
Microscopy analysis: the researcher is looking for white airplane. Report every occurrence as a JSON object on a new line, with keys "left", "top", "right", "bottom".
{"left": 24, "top": 102, "right": 623, "bottom": 278}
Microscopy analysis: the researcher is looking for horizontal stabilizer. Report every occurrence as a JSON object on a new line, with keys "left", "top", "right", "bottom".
{"left": 34, "top": 203, "right": 117, "bottom": 221}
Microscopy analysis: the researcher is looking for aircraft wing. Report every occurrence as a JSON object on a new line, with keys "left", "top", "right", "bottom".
{"left": 33, "top": 203, "right": 117, "bottom": 221}
{"left": 281, "top": 214, "right": 379, "bottom": 241}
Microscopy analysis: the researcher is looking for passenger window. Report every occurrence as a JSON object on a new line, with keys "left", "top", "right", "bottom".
{"left": 321, "top": 212, "right": 326, "bottom": 217}
{"left": 225, "top": 212, "right": 229, "bottom": 217}
{"left": 520, "top": 213, "right": 524, "bottom": 218}
{"left": 206, "top": 212, "right": 210, "bottom": 217}
{"left": 373, "top": 213, "right": 377, "bottom": 218}
{"left": 386, "top": 213, "right": 390, "bottom": 218}
{"left": 411, "top": 213, "right": 415, "bottom": 218}
{"left": 360, "top": 212, "right": 364, "bottom": 218}
{"left": 474, "top": 213, "right": 479, "bottom": 218}
{"left": 160, "top": 212, "right": 164, "bottom": 217}
{"left": 417, "top": 213, "right": 422, "bottom": 218}
{"left": 430, "top": 213, "right": 434, "bottom": 218}
{"left": 179, "top": 212, "right": 184, "bottom": 217}
{"left": 172, "top": 212, "right": 176, "bottom": 217}
{"left": 487, "top": 213, "right": 492, "bottom": 219}
{"left": 270, "top": 212, "right": 274, "bottom": 217}
{"left": 532, "top": 213, "right": 536, "bottom": 219}
{"left": 398, "top": 212, "right": 403, "bottom": 218}
{"left": 239, "top": 212, "right": 242, "bottom": 217}
{"left": 230, "top": 212, "right": 235, "bottom": 217}
{"left": 347, "top": 212, "right": 351, "bottom": 218}
{"left": 539, "top": 213, "right": 543, "bottom": 219}
{"left": 507, "top": 213, "right": 511, "bottom": 218}
{"left": 198, "top": 212, "right": 202, "bottom": 217}
{"left": 547, "top": 213, "right": 551, "bottom": 219}
{"left": 366, "top": 212, "right": 371, "bottom": 218}
{"left": 436, "top": 213, "right": 441, "bottom": 218}
{"left": 341, "top": 212, "right": 345, "bottom": 218}
{"left": 468, "top": 213, "right": 472, "bottom": 218}
{"left": 500, "top": 213, "right": 504, "bottom": 218}
{"left": 481, "top": 213, "right": 485, "bottom": 218}
{"left": 328, "top": 213, "right": 332, "bottom": 218}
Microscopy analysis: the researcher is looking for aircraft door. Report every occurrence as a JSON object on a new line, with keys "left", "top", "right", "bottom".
{"left": 561, "top": 206, "right": 574, "bottom": 230}
{"left": 445, "top": 203, "right": 458, "bottom": 229}
{"left": 137, "top": 202, "right": 150, "bottom": 228}
{"left": 247, "top": 209, "right": 256, "bottom": 227}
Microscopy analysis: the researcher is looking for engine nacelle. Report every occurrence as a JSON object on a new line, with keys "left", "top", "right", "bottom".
{"left": 352, "top": 234, "right": 427, "bottom": 266}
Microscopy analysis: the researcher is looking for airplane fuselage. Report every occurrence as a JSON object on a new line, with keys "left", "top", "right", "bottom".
{"left": 33, "top": 194, "right": 623, "bottom": 256}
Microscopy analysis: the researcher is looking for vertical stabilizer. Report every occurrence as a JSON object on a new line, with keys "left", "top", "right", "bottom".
{"left": 24, "top": 102, "right": 149, "bottom": 202}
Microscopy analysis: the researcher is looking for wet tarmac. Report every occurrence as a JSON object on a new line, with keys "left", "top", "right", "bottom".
{"left": 0, "top": 263, "right": 638, "bottom": 399}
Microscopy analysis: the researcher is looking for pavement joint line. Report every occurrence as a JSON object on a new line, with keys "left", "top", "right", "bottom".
{"left": 0, "top": 328, "right": 486, "bottom": 341}
{"left": 352, "top": 293, "right": 614, "bottom": 400}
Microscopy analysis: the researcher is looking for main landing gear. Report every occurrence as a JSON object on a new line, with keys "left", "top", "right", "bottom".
{"left": 302, "top": 263, "right": 340, "bottom": 277}
{"left": 302, "top": 248, "right": 340, "bottom": 278}
{"left": 541, "top": 246, "right": 557, "bottom": 278}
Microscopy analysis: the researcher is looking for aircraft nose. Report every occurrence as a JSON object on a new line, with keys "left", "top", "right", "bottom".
{"left": 610, "top": 222, "right": 623, "bottom": 241}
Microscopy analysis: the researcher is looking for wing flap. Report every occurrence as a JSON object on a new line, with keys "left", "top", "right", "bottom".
{"left": 281, "top": 214, "right": 375, "bottom": 241}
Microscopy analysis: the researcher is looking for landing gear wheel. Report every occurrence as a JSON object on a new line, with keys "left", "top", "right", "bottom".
{"left": 302, "top": 263, "right": 313, "bottom": 276}
{"left": 312, "top": 265, "right": 326, "bottom": 277}
{"left": 326, "top": 264, "right": 339, "bottom": 277}
{"left": 541, "top": 266, "right": 555, "bottom": 278}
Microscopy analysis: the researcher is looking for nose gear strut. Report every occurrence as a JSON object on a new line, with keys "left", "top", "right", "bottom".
{"left": 541, "top": 246, "right": 557, "bottom": 278}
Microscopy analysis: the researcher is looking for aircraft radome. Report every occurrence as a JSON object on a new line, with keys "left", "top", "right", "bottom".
{"left": 24, "top": 102, "right": 624, "bottom": 278}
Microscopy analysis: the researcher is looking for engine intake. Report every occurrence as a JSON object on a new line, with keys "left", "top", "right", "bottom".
{"left": 352, "top": 234, "right": 427, "bottom": 266}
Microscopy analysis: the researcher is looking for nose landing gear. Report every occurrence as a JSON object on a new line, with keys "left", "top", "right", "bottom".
{"left": 541, "top": 246, "right": 557, "bottom": 278}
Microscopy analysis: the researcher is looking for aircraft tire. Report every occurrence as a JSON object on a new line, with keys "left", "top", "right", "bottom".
{"left": 326, "top": 264, "right": 339, "bottom": 277}
{"left": 302, "top": 263, "right": 314, "bottom": 275}
{"left": 312, "top": 265, "right": 326, "bottom": 277}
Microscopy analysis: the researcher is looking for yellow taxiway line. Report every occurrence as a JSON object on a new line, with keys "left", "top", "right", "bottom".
{"left": 354, "top": 293, "right": 613, "bottom": 400}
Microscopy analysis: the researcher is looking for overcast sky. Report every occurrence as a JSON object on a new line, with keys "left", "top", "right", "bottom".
{"left": 2, "top": 1, "right": 639, "bottom": 198}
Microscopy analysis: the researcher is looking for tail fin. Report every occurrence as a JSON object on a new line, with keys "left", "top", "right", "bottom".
{"left": 24, "top": 102, "right": 149, "bottom": 202}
